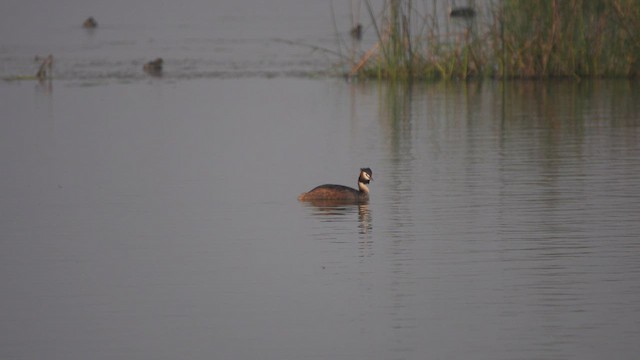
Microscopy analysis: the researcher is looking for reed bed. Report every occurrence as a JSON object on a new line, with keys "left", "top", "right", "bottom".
{"left": 347, "top": 0, "right": 640, "bottom": 80}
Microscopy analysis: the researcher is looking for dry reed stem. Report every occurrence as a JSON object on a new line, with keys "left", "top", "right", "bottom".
{"left": 349, "top": 42, "right": 380, "bottom": 76}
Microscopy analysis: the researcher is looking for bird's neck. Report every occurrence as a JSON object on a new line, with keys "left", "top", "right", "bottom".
{"left": 358, "top": 181, "right": 369, "bottom": 194}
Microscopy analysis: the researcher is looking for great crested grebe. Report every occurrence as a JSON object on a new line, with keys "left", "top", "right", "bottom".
{"left": 298, "top": 168, "right": 372, "bottom": 203}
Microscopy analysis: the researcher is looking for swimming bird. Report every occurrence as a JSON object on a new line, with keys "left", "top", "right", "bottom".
{"left": 298, "top": 168, "right": 372, "bottom": 203}
{"left": 83, "top": 17, "right": 98, "bottom": 29}
{"left": 350, "top": 23, "right": 363, "bottom": 40}
{"left": 143, "top": 58, "right": 163, "bottom": 76}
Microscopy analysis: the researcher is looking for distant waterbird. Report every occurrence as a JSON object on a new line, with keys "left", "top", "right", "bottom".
{"left": 350, "top": 23, "right": 363, "bottom": 40}
{"left": 143, "top": 58, "right": 163, "bottom": 76}
{"left": 83, "top": 17, "right": 98, "bottom": 29}
{"left": 449, "top": 7, "right": 476, "bottom": 19}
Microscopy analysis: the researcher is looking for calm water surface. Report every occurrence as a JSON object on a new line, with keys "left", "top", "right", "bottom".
{"left": 2, "top": 1, "right": 640, "bottom": 360}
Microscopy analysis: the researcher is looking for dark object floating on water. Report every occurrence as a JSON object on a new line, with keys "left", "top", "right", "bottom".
{"left": 143, "top": 58, "right": 163, "bottom": 76}
{"left": 298, "top": 168, "right": 372, "bottom": 204}
{"left": 83, "top": 17, "right": 98, "bottom": 28}
{"left": 36, "top": 54, "right": 53, "bottom": 80}
{"left": 350, "top": 23, "right": 363, "bottom": 40}
{"left": 449, "top": 7, "right": 476, "bottom": 18}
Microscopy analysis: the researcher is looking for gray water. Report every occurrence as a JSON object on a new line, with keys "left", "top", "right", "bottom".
{"left": 2, "top": 1, "right": 640, "bottom": 360}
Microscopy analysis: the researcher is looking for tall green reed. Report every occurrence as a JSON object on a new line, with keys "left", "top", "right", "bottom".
{"left": 348, "top": 0, "right": 640, "bottom": 80}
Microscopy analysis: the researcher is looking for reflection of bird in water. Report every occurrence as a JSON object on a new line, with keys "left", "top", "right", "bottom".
{"left": 357, "top": 203, "right": 372, "bottom": 235}
{"left": 304, "top": 202, "right": 372, "bottom": 248}
{"left": 83, "top": 17, "right": 98, "bottom": 28}
{"left": 298, "top": 168, "right": 372, "bottom": 204}
{"left": 143, "top": 58, "right": 163, "bottom": 76}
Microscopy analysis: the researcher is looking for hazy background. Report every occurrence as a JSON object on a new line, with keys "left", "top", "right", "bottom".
{"left": 2, "top": 1, "right": 640, "bottom": 360}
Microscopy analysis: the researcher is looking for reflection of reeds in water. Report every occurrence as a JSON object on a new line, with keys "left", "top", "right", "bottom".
{"left": 347, "top": 0, "right": 640, "bottom": 80}
{"left": 357, "top": 203, "right": 372, "bottom": 237}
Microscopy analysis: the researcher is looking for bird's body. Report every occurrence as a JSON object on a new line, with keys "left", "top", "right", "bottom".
{"left": 298, "top": 168, "right": 372, "bottom": 204}
{"left": 350, "top": 24, "right": 363, "bottom": 40}
{"left": 143, "top": 58, "right": 163, "bottom": 75}
{"left": 83, "top": 17, "right": 97, "bottom": 29}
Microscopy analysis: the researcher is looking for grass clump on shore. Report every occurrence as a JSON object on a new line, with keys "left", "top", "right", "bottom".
{"left": 347, "top": 0, "right": 640, "bottom": 80}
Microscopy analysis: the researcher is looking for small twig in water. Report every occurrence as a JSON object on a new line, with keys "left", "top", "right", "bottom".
{"left": 36, "top": 54, "right": 53, "bottom": 80}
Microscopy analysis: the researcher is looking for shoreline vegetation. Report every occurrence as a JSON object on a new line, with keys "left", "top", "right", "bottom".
{"left": 343, "top": 0, "right": 640, "bottom": 80}
{"left": 4, "top": 1, "right": 639, "bottom": 82}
